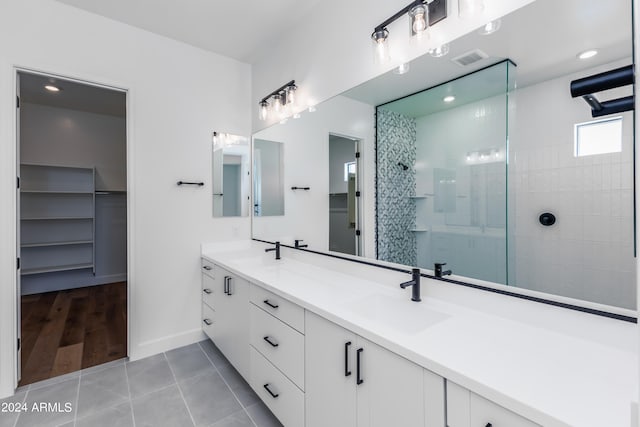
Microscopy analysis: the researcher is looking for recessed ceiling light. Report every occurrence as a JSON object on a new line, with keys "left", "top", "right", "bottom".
{"left": 443, "top": 95, "right": 456, "bottom": 103}
{"left": 393, "top": 62, "right": 410, "bottom": 75}
{"left": 44, "top": 85, "right": 60, "bottom": 92}
{"left": 578, "top": 49, "right": 598, "bottom": 60}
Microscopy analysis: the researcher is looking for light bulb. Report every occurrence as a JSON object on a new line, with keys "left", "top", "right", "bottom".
{"left": 285, "top": 85, "right": 297, "bottom": 105}
{"left": 273, "top": 94, "right": 282, "bottom": 115}
{"left": 409, "top": 5, "right": 428, "bottom": 37}
{"left": 259, "top": 100, "right": 269, "bottom": 121}
{"left": 371, "top": 29, "right": 390, "bottom": 64}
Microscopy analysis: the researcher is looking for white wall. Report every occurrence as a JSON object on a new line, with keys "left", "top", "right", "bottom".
{"left": 21, "top": 103, "right": 126, "bottom": 191}
{"left": 251, "top": 0, "right": 535, "bottom": 132}
{"left": 0, "top": 0, "right": 251, "bottom": 398}
{"left": 509, "top": 58, "right": 635, "bottom": 309}
{"left": 252, "top": 95, "right": 375, "bottom": 256}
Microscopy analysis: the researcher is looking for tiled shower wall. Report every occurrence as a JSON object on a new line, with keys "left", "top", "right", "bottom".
{"left": 376, "top": 109, "right": 417, "bottom": 266}
{"left": 509, "top": 58, "right": 635, "bottom": 309}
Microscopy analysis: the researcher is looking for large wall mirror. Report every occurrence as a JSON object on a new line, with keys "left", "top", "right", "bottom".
{"left": 212, "top": 132, "right": 251, "bottom": 217}
{"left": 252, "top": 0, "right": 636, "bottom": 313}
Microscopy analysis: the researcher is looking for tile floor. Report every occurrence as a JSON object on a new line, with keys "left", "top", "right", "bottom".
{"left": 0, "top": 340, "right": 282, "bottom": 427}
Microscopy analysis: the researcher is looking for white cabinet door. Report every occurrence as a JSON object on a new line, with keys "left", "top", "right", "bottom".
{"left": 356, "top": 336, "right": 425, "bottom": 427}
{"left": 305, "top": 311, "right": 357, "bottom": 427}
{"left": 212, "top": 267, "right": 250, "bottom": 379}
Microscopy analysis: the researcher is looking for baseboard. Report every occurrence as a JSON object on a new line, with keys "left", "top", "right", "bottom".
{"left": 21, "top": 272, "right": 127, "bottom": 295}
{"left": 129, "top": 328, "right": 206, "bottom": 362}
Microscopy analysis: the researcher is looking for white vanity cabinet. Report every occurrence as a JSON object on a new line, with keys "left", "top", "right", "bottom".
{"left": 446, "top": 381, "right": 540, "bottom": 427}
{"left": 305, "top": 310, "right": 442, "bottom": 427}
{"left": 200, "top": 259, "right": 250, "bottom": 379}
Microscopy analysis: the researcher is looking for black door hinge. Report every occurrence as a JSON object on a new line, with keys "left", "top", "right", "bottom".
{"left": 355, "top": 191, "right": 361, "bottom": 197}
{"left": 17, "top": 257, "right": 20, "bottom": 270}
{"left": 16, "top": 177, "right": 20, "bottom": 189}
{"left": 355, "top": 152, "right": 361, "bottom": 158}
{"left": 355, "top": 230, "right": 361, "bottom": 236}
{"left": 16, "top": 96, "right": 20, "bottom": 108}
{"left": 17, "top": 338, "right": 21, "bottom": 351}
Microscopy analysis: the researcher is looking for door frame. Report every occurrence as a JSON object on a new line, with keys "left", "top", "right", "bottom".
{"left": 13, "top": 66, "right": 133, "bottom": 388}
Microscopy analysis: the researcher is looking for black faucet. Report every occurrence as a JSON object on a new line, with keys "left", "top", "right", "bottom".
{"left": 265, "top": 241, "right": 281, "bottom": 260}
{"left": 294, "top": 239, "right": 308, "bottom": 249}
{"left": 400, "top": 268, "right": 421, "bottom": 302}
{"left": 434, "top": 262, "right": 452, "bottom": 278}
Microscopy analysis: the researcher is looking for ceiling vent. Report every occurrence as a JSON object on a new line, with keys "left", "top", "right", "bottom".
{"left": 451, "top": 49, "right": 489, "bottom": 67}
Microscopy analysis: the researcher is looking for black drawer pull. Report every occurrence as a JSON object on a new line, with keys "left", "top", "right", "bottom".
{"left": 226, "top": 277, "right": 233, "bottom": 296}
{"left": 356, "top": 348, "right": 364, "bottom": 385}
{"left": 203, "top": 265, "right": 212, "bottom": 271}
{"left": 203, "top": 319, "right": 213, "bottom": 326}
{"left": 263, "top": 383, "right": 279, "bottom": 398}
{"left": 263, "top": 336, "right": 279, "bottom": 347}
{"left": 344, "top": 341, "right": 352, "bottom": 377}
{"left": 263, "top": 299, "right": 279, "bottom": 309}
{"left": 203, "top": 288, "right": 212, "bottom": 294}
{"left": 223, "top": 276, "right": 230, "bottom": 295}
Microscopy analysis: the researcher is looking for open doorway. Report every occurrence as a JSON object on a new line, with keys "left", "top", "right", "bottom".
{"left": 328, "top": 134, "right": 361, "bottom": 256}
{"left": 16, "top": 71, "right": 128, "bottom": 386}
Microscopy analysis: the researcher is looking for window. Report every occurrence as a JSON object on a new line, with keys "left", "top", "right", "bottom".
{"left": 574, "top": 116, "right": 623, "bottom": 157}
{"left": 344, "top": 161, "right": 356, "bottom": 181}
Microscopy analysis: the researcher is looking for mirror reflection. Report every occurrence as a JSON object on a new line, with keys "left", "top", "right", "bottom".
{"left": 212, "top": 132, "right": 250, "bottom": 217}
{"left": 253, "top": 139, "right": 284, "bottom": 216}
{"left": 252, "top": 0, "right": 635, "bottom": 310}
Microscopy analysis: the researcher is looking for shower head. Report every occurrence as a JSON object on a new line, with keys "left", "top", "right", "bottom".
{"left": 397, "top": 162, "right": 409, "bottom": 171}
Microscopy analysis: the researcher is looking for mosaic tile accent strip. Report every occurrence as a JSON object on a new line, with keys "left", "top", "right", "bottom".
{"left": 376, "top": 108, "right": 417, "bottom": 266}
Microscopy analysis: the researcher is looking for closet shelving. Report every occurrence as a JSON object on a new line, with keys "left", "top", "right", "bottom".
{"left": 20, "top": 164, "right": 96, "bottom": 276}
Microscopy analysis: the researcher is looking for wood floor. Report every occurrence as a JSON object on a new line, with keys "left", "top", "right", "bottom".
{"left": 19, "top": 282, "right": 127, "bottom": 386}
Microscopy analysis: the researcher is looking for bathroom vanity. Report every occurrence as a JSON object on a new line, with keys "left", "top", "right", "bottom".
{"left": 201, "top": 241, "right": 637, "bottom": 427}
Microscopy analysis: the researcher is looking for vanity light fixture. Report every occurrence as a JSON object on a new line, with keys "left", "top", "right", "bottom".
{"left": 478, "top": 19, "right": 501, "bottom": 35}
{"left": 44, "top": 85, "right": 60, "bottom": 92}
{"left": 578, "top": 49, "right": 598, "bottom": 60}
{"left": 443, "top": 95, "right": 455, "bottom": 102}
{"left": 258, "top": 80, "right": 297, "bottom": 121}
{"left": 371, "top": 0, "right": 447, "bottom": 63}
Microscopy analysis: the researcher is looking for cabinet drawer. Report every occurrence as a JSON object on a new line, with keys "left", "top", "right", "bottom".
{"left": 201, "top": 258, "right": 215, "bottom": 278}
{"left": 470, "top": 393, "right": 540, "bottom": 427}
{"left": 202, "top": 273, "right": 215, "bottom": 310}
{"left": 202, "top": 303, "right": 215, "bottom": 341}
{"left": 250, "top": 346, "right": 304, "bottom": 427}
{"left": 250, "top": 304, "right": 305, "bottom": 390}
{"left": 447, "top": 381, "right": 539, "bottom": 427}
{"left": 250, "top": 284, "right": 304, "bottom": 333}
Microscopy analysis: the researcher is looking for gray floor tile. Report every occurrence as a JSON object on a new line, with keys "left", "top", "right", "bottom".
{"left": 0, "top": 392, "right": 26, "bottom": 427}
{"left": 75, "top": 401, "right": 134, "bottom": 427}
{"left": 77, "top": 364, "right": 129, "bottom": 419}
{"left": 166, "top": 343, "right": 215, "bottom": 381}
{"left": 131, "top": 384, "right": 194, "bottom": 427}
{"left": 27, "top": 371, "right": 81, "bottom": 392}
{"left": 179, "top": 371, "right": 242, "bottom": 426}
{"left": 245, "top": 402, "right": 282, "bottom": 427}
{"left": 80, "top": 358, "right": 127, "bottom": 376}
{"left": 15, "top": 378, "right": 79, "bottom": 427}
{"left": 210, "top": 409, "right": 255, "bottom": 427}
{"left": 126, "top": 354, "right": 175, "bottom": 398}
{"left": 199, "top": 340, "right": 230, "bottom": 369}
{"left": 216, "top": 364, "right": 259, "bottom": 407}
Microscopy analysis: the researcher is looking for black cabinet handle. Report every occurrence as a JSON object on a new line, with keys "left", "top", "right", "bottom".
{"left": 344, "top": 341, "right": 352, "bottom": 377}
{"left": 263, "top": 299, "right": 279, "bottom": 309}
{"left": 223, "top": 276, "right": 230, "bottom": 295}
{"left": 263, "top": 383, "right": 279, "bottom": 398}
{"left": 263, "top": 336, "right": 279, "bottom": 347}
{"left": 227, "top": 277, "right": 233, "bottom": 296}
{"left": 356, "top": 348, "right": 364, "bottom": 385}
{"left": 203, "top": 319, "right": 212, "bottom": 326}
{"left": 203, "top": 265, "right": 212, "bottom": 271}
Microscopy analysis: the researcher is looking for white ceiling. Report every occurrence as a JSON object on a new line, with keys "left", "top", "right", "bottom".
{"left": 345, "top": 0, "right": 632, "bottom": 107}
{"left": 54, "top": 0, "right": 323, "bottom": 63}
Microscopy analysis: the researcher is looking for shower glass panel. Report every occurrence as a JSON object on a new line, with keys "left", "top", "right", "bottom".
{"left": 376, "top": 61, "right": 514, "bottom": 284}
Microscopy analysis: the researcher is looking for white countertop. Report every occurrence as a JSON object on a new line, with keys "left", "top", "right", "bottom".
{"left": 202, "top": 240, "right": 638, "bottom": 427}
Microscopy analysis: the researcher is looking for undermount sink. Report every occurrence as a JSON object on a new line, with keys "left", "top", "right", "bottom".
{"left": 344, "top": 294, "right": 449, "bottom": 335}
